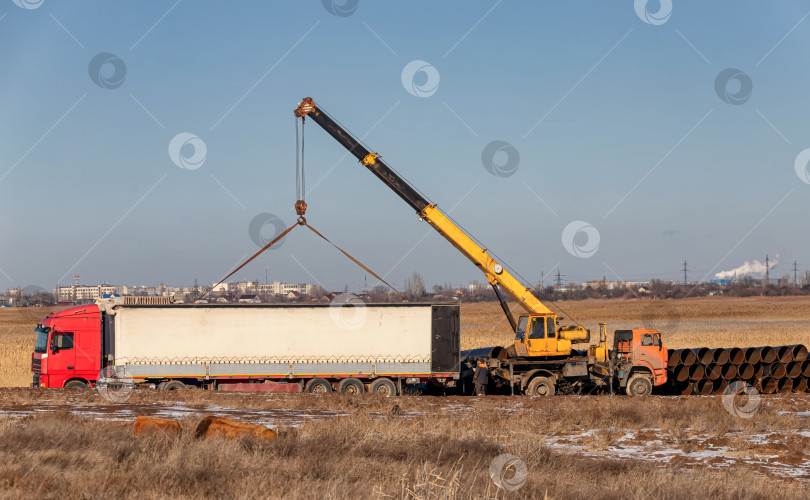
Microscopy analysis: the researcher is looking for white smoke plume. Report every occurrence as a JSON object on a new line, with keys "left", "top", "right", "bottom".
{"left": 715, "top": 253, "right": 780, "bottom": 280}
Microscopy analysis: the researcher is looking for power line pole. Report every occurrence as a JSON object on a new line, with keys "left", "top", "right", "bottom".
{"left": 555, "top": 270, "right": 563, "bottom": 288}
{"left": 794, "top": 261, "right": 799, "bottom": 286}
{"left": 682, "top": 260, "right": 689, "bottom": 286}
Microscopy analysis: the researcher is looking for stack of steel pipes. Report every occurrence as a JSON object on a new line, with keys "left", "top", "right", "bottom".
{"left": 665, "top": 344, "right": 809, "bottom": 395}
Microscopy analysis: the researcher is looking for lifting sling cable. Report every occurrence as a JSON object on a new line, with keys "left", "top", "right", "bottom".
{"left": 302, "top": 222, "right": 407, "bottom": 300}
{"left": 200, "top": 114, "right": 405, "bottom": 300}
{"left": 295, "top": 115, "right": 300, "bottom": 201}
{"left": 296, "top": 115, "right": 306, "bottom": 202}
{"left": 199, "top": 217, "right": 406, "bottom": 301}
{"left": 198, "top": 221, "right": 300, "bottom": 300}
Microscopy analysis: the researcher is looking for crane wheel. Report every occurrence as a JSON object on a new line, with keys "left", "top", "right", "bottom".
{"left": 525, "top": 376, "right": 555, "bottom": 397}
{"left": 370, "top": 378, "right": 397, "bottom": 397}
{"left": 305, "top": 378, "right": 333, "bottom": 394}
{"left": 626, "top": 374, "right": 653, "bottom": 396}
{"left": 338, "top": 377, "right": 365, "bottom": 395}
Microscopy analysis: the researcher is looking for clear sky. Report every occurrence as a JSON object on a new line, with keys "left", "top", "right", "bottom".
{"left": 1, "top": 1, "right": 809, "bottom": 292}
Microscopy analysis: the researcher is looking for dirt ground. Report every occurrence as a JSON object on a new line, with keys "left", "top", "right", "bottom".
{"left": 1, "top": 298, "right": 809, "bottom": 498}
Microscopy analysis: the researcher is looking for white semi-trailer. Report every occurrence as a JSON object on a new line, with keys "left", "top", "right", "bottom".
{"left": 32, "top": 298, "right": 460, "bottom": 395}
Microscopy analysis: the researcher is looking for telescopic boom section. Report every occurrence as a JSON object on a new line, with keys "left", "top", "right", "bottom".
{"left": 294, "top": 97, "right": 555, "bottom": 324}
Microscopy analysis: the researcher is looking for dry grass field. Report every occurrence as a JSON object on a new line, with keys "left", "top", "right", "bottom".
{"left": 0, "top": 308, "right": 42, "bottom": 388}
{"left": 0, "top": 389, "right": 808, "bottom": 499}
{"left": 460, "top": 296, "right": 810, "bottom": 351}
{"left": 1, "top": 298, "right": 809, "bottom": 498}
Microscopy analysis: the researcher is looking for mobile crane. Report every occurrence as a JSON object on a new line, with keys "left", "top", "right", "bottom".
{"left": 294, "top": 97, "right": 668, "bottom": 396}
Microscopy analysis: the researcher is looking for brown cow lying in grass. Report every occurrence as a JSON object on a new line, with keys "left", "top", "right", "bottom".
{"left": 194, "top": 416, "right": 277, "bottom": 441}
{"left": 133, "top": 416, "right": 182, "bottom": 437}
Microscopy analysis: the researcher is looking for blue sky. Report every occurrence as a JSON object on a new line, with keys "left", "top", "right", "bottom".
{"left": 1, "top": 1, "right": 809, "bottom": 292}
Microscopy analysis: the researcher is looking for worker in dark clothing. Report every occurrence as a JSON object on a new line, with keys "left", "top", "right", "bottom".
{"left": 473, "top": 359, "right": 488, "bottom": 396}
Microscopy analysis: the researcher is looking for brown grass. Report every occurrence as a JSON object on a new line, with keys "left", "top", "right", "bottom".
{"left": 0, "top": 390, "right": 808, "bottom": 499}
{"left": 2, "top": 298, "right": 808, "bottom": 497}
{"left": 461, "top": 296, "right": 810, "bottom": 350}
{"left": 0, "top": 308, "right": 44, "bottom": 388}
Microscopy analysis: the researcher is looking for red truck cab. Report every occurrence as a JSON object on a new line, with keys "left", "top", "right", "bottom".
{"left": 32, "top": 304, "right": 101, "bottom": 388}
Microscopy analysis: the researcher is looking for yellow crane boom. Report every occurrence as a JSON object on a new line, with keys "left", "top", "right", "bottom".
{"left": 295, "top": 97, "right": 585, "bottom": 357}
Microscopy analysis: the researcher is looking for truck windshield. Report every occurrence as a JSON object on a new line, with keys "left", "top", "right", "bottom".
{"left": 34, "top": 326, "right": 50, "bottom": 353}
{"left": 516, "top": 316, "right": 528, "bottom": 341}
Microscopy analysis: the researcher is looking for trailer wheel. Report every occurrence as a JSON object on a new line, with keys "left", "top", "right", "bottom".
{"left": 525, "top": 377, "right": 555, "bottom": 397}
{"left": 626, "top": 374, "right": 653, "bottom": 396}
{"left": 64, "top": 380, "right": 88, "bottom": 389}
{"left": 370, "top": 378, "right": 397, "bottom": 397}
{"left": 306, "top": 378, "right": 333, "bottom": 394}
{"left": 338, "top": 378, "right": 365, "bottom": 395}
{"left": 162, "top": 380, "right": 186, "bottom": 391}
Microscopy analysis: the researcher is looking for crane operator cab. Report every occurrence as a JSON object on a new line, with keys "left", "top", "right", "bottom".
{"left": 511, "top": 314, "right": 573, "bottom": 358}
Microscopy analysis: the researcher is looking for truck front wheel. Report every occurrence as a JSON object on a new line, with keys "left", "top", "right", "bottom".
{"left": 525, "top": 377, "right": 555, "bottom": 397}
{"left": 65, "top": 380, "right": 88, "bottom": 389}
{"left": 626, "top": 374, "right": 653, "bottom": 396}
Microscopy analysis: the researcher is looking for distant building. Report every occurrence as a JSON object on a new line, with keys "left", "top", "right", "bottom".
{"left": 54, "top": 284, "right": 119, "bottom": 302}
{"left": 237, "top": 294, "right": 260, "bottom": 304}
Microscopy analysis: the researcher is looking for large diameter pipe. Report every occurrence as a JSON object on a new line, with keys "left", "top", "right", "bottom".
{"left": 767, "top": 362, "right": 787, "bottom": 379}
{"left": 712, "top": 348, "right": 730, "bottom": 365}
{"left": 674, "top": 365, "right": 690, "bottom": 383}
{"left": 704, "top": 363, "right": 722, "bottom": 381}
{"left": 786, "top": 361, "right": 802, "bottom": 378}
{"left": 694, "top": 379, "right": 713, "bottom": 395}
{"left": 460, "top": 346, "right": 508, "bottom": 361}
{"left": 737, "top": 363, "right": 755, "bottom": 380}
{"left": 692, "top": 347, "right": 713, "bottom": 365}
{"left": 757, "top": 377, "right": 777, "bottom": 394}
{"left": 712, "top": 379, "right": 729, "bottom": 395}
{"left": 745, "top": 347, "right": 761, "bottom": 365}
{"left": 777, "top": 378, "right": 793, "bottom": 394}
{"left": 803, "top": 360, "right": 810, "bottom": 377}
{"left": 667, "top": 349, "right": 681, "bottom": 368}
{"left": 777, "top": 346, "right": 794, "bottom": 364}
{"left": 678, "top": 380, "right": 693, "bottom": 396}
{"left": 789, "top": 344, "right": 808, "bottom": 362}
{"left": 720, "top": 364, "right": 738, "bottom": 380}
{"left": 689, "top": 364, "right": 705, "bottom": 381}
{"left": 679, "top": 349, "right": 697, "bottom": 366}
{"left": 753, "top": 363, "right": 765, "bottom": 379}
{"left": 728, "top": 347, "right": 745, "bottom": 365}
{"left": 757, "top": 346, "right": 777, "bottom": 364}
{"left": 792, "top": 377, "right": 808, "bottom": 393}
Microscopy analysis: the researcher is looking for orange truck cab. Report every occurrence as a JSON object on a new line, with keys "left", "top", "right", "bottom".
{"left": 613, "top": 328, "right": 668, "bottom": 395}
